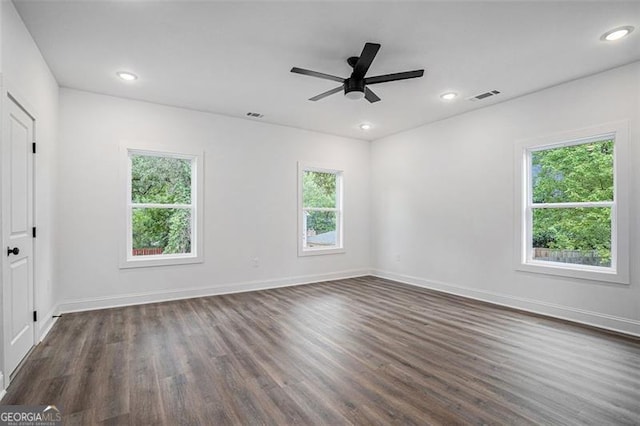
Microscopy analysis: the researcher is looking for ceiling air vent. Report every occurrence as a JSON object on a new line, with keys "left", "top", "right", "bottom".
{"left": 467, "top": 90, "right": 501, "bottom": 102}
{"left": 246, "top": 112, "right": 264, "bottom": 118}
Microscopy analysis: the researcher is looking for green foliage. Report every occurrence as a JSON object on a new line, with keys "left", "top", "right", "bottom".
{"left": 533, "top": 208, "right": 611, "bottom": 262}
{"left": 532, "top": 140, "right": 613, "bottom": 203}
{"left": 132, "top": 155, "right": 191, "bottom": 204}
{"left": 306, "top": 211, "right": 336, "bottom": 236}
{"left": 303, "top": 171, "right": 337, "bottom": 234}
{"left": 131, "top": 154, "right": 192, "bottom": 255}
{"left": 303, "top": 171, "right": 336, "bottom": 208}
{"left": 531, "top": 140, "right": 613, "bottom": 262}
{"left": 165, "top": 209, "right": 192, "bottom": 254}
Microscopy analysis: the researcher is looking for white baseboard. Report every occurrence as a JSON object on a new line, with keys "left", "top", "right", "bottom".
{"left": 57, "top": 269, "right": 370, "bottom": 314}
{"left": 38, "top": 306, "right": 59, "bottom": 342}
{"left": 372, "top": 269, "right": 640, "bottom": 338}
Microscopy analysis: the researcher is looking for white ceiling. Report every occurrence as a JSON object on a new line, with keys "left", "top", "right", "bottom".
{"left": 13, "top": 1, "right": 640, "bottom": 141}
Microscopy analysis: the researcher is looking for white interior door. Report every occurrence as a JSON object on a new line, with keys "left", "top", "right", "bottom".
{"left": 2, "top": 95, "right": 35, "bottom": 378}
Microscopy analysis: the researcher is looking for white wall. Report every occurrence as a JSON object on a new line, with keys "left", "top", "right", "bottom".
{"left": 56, "top": 88, "right": 371, "bottom": 311}
{"left": 0, "top": 0, "right": 59, "bottom": 389}
{"left": 371, "top": 62, "right": 640, "bottom": 335}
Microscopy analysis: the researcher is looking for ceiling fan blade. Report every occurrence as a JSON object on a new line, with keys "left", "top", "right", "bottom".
{"left": 309, "top": 86, "right": 344, "bottom": 101}
{"left": 352, "top": 42, "right": 381, "bottom": 80}
{"left": 291, "top": 67, "right": 344, "bottom": 83}
{"left": 364, "top": 87, "right": 381, "bottom": 103}
{"left": 365, "top": 69, "right": 424, "bottom": 85}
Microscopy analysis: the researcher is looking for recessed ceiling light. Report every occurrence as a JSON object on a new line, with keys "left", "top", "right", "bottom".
{"left": 440, "top": 92, "right": 458, "bottom": 101}
{"left": 360, "top": 123, "right": 372, "bottom": 131}
{"left": 116, "top": 71, "right": 138, "bottom": 81}
{"left": 601, "top": 26, "right": 634, "bottom": 42}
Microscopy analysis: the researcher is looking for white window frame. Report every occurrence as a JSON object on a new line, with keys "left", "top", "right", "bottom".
{"left": 298, "top": 162, "right": 344, "bottom": 256}
{"left": 514, "top": 121, "right": 629, "bottom": 284}
{"left": 120, "top": 147, "right": 204, "bottom": 268}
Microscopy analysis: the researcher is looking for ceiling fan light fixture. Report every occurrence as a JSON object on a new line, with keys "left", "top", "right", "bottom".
{"left": 601, "top": 26, "right": 634, "bottom": 41}
{"left": 345, "top": 90, "right": 365, "bottom": 100}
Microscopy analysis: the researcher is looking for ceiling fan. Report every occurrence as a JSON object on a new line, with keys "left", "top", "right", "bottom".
{"left": 291, "top": 42, "right": 424, "bottom": 103}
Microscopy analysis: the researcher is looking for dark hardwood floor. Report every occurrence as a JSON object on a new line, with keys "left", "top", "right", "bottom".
{"left": 3, "top": 276, "right": 640, "bottom": 425}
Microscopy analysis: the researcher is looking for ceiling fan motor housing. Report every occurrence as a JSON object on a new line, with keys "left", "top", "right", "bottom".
{"left": 344, "top": 78, "right": 365, "bottom": 99}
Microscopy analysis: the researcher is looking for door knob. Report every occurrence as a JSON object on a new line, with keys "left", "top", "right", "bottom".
{"left": 7, "top": 247, "right": 19, "bottom": 256}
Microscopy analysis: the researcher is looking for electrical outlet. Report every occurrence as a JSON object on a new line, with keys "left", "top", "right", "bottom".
{"left": 252, "top": 257, "right": 260, "bottom": 268}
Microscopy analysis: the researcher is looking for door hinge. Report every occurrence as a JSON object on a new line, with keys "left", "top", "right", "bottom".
{"left": 32, "top": 227, "right": 36, "bottom": 238}
{"left": 33, "top": 311, "right": 38, "bottom": 322}
{"left": 32, "top": 142, "right": 36, "bottom": 154}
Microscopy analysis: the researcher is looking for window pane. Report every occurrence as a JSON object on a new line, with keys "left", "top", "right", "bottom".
{"left": 132, "top": 208, "right": 192, "bottom": 256}
{"left": 531, "top": 139, "right": 613, "bottom": 203}
{"left": 303, "top": 171, "right": 337, "bottom": 208}
{"left": 532, "top": 207, "right": 611, "bottom": 267}
{"left": 131, "top": 154, "right": 192, "bottom": 204}
{"left": 304, "top": 210, "right": 337, "bottom": 248}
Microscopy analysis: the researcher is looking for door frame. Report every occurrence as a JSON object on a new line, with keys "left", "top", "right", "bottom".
{"left": 0, "top": 77, "right": 39, "bottom": 390}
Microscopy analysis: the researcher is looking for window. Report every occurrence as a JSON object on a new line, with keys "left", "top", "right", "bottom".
{"left": 298, "top": 163, "right": 344, "bottom": 255}
{"left": 122, "top": 149, "right": 203, "bottom": 268}
{"left": 515, "top": 122, "right": 629, "bottom": 284}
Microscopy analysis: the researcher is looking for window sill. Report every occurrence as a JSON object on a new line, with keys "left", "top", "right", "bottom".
{"left": 120, "top": 254, "right": 203, "bottom": 269}
{"left": 516, "top": 260, "right": 629, "bottom": 285}
{"left": 298, "top": 247, "right": 345, "bottom": 257}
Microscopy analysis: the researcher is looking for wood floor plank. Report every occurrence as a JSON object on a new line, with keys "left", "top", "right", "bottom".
{"left": 3, "top": 277, "right": 640, "bottom": 425}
